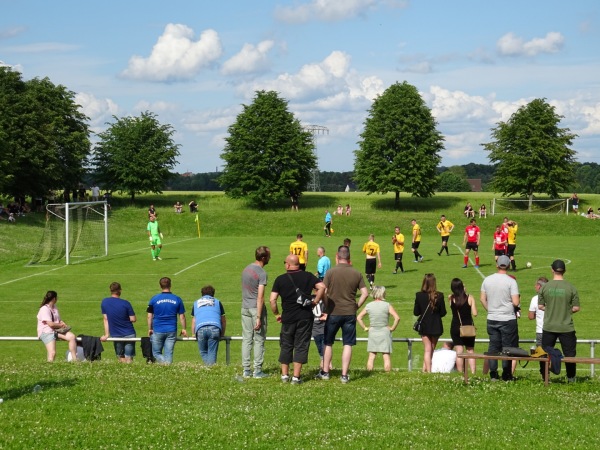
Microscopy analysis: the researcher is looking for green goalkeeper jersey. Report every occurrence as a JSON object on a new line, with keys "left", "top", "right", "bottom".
{"left": 147, "top": 220, "right": 160, "bottom": 237}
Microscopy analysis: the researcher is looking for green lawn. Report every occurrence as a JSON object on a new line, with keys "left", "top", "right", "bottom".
{"left": 1, "top": 191, "right": 599, "bottom": 448}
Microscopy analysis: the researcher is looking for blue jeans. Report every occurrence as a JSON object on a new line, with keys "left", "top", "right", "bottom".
{"left": 324, "top": 315, "right": 357, "bottom": 346}
{"left": 197, "top": 326, "right": 221, "bottom": 365}
{"left": 151, "top": 331, "right": 177, "bottom": 364}
{"left": 113, "top": 333, "right": 136, "bottom": 358}
{"left": 487, "top": 319, "right": 518, "bottom": 379}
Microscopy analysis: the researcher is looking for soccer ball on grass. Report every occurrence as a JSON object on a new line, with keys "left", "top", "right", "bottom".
{"left": 526, "top": 262, "right": 532, "bottom": 268}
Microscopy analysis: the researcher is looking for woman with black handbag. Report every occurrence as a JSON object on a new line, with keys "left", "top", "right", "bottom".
{"left": 449, "top": 278, "right": 478, "bottom": 374}
{"left": 413, "top": 273, "right": 446, "bottom": 373}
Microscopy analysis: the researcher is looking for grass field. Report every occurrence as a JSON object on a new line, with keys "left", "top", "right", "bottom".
{"left": 1, "top": 191, "right": 600, "bottom": 448}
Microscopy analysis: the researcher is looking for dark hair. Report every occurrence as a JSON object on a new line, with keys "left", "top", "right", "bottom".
{"left": 201, "top": 285, "right": 215, "bottom": 297}
{"left": 337, "top": 245, "right": 350, "bottom": 261}
{"left": 159, "top": 277, "right": 172, "bottom": 290}
{"left": 450, "top": 278, "right": 468, "bottom": 309}
{"left": 255, "top": 246, "right": 270, "bottom": 262}
{"left": 40, "top": 290, "right": 57, "bottom": 307}
{"left": 109, "top": 282, "right": 121, "bottom": 293}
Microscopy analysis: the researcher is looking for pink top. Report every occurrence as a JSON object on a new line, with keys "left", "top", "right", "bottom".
{"left": 37, "top": 304, "right": 60, "bottom": 337}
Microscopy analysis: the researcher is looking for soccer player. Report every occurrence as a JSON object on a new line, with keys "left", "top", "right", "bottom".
{"left": 290, "top": 233, "right": 308, "bottom": 271}
{"left": 506, "top": 219, "right": 518, "bottom": 271}
{"left": 492, "top": 225, "right": 508, "bottom": 263}
{"left": 392, "top": 226, "right": 405, "bottom": 274}
{"left": 411, "top": 219, "right": 423, "bottom": 262}
{"left": 463, "top": 219, "right": 480, "bottom": 268}
{"left": 436, "top": 214, "right": 454, "bottom": 256}
{"left": 147, "top": 215, "right": 163, "bottom": 261}
{"left": 362, "top": 234, "right": 382, "bottom": 287}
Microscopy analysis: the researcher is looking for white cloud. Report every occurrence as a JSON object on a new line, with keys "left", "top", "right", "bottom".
{"left": 221, "top": 40, "right": 274, "bottom": 76}
{"left": 0, "top": 26, "right": 26, "bottom": 39}
{"left": 74, "top": 92, "right": 119, "bottom": 128}
{"left": 121, "top": 24, "right": 222, "bottom": 82}
{"left": 133, "top": 100, "right": 178, "bottom": 114}
{"left": 428, "top": 86, "right": 495, "bottom": 123}
{"left": 497, "top": 31, "right": 564, "bottom": 57}
{"left": 275, "top": 0, "right": 405, "bottom": 23}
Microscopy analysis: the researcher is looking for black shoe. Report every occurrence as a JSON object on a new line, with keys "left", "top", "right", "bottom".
{"left": 437, "top": 252, "right": 441, "bottom": 256}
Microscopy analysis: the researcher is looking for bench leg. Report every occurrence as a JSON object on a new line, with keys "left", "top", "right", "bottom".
{"left": 463, "top": 357, "right": 469, "bottom": 384}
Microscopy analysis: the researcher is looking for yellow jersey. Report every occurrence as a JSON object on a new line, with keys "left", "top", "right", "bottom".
{"left": 393, "top": 233, "right": 405, "bottom": 253}
{"left": 507, "top": 224, "right": 518, "bottom": 245}
{"left": 290, "top": 240, "right": 308, "bottom": 264}
{"left": 362, "top": 241, "right": 380, "bottom": 258}
{"left": 412, "top": 224, "right": 422, "bottom": 242}
{"left": 436, "top": 220, "right": 454, "bottom": 237}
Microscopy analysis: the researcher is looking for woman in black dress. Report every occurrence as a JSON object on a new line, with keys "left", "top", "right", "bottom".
{"left": 413, "top": 273, "right": 446, "bottom": 372}
{"left": 449, "top": 278, "right": 478, "bottom": 374}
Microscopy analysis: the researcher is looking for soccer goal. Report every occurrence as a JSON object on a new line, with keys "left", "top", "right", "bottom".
{"left": 491, "top": 198, "right": 568, "bottom": 216}
{"left": 29, "top": 202, "right": 108, "bottom": 265}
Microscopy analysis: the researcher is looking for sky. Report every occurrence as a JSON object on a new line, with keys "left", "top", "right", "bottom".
{"left": 2, "top": 0, "right": 599, "bottom": 173}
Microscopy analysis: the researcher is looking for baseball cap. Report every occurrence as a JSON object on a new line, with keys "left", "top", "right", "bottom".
{"left": 497, "top": 255, "right": 511, "bottom": 268}
{"left": 551, "top": 259, "right": 566, "bottom": 273}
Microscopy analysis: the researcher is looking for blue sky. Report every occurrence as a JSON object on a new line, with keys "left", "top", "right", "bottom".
{"left": 2, "top": 0, "right": 599, "bottom": 173}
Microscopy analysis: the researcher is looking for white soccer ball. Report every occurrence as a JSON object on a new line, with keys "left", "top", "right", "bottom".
{"left": 526, "top": 262, "right": 532, "bottom": 268}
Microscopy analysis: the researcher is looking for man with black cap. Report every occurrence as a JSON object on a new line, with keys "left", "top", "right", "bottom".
{"left": 538, "top": 259, "right": 580, "bottom": 382}
{"left": 480, "top": 255, "right": 520, "bottom": 381}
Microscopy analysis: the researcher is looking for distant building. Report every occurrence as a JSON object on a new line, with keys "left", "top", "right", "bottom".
{"left": 467, "top": 179, "right": 482, "bottom": 192}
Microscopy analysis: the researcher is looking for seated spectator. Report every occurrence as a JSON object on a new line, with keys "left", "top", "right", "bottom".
{"left": 586, "top": 207, "right": 600, "bottom": 219}
{"left": 431, "top": 341, "right": 457, "bottom": 373}
{"left": 464, "top": 202, "right": 475, "bottom": 218}
{"left": 148, "top": 204, "right": 157, "bottom": 218}
{"left": 345, "top": 204, "right": 351, "bottom": 216}
{"left": 173, "top": 201, "right": 183, "bottom": 213}
{"left": 189, "top": 200, "right": 198, "bottom": 213}
{"left": 479, "top": 204, "right": 487, "bottom": 219}
{"left": 336, "top": 204, "right": 343, "bottom": 215}
{"left": 8, "top": 213, "right": 16, "bottom": 223}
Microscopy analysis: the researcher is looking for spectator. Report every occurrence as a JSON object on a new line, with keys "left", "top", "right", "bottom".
{"left": 357, "top": 286, "right": 400, "bottom": 372}
{"left": 413, "top": 273, "right": 446, "bottom": 373}
{"left": 538, "top": 260, "right": 580, "bottom": 383}
{"left": 290, "top": 192, "right": 299, "bottom": 211}
{"left": 37, "top": 290, "right": 78, "bottom": 362}
{"left": 100, "top": 282, "right": 137, "bottom": 363}
{"left": 479, "top": 204, "right": 487, "bottom": 218}
{"left": 191, "top": 285, "right": 226, "bottom": 366}
{"left": 8, "top": 213, "right": 16, "bottom": 223}
{"left": 148, "top": 204, "right": 157, "bottom": 218}
{"left": 345, "top": 204, "right": 351, "bottom": 216}
{"left": 431, "top": 341, "right": 457, "bottom": 373}
{"left": 464, "top": 202, "right": 475, "bottom": 218}
{"left": 189, "top": 200, "right": 198, "bottom": 213}
{"left": 311, "top": 296, "right": 328, "bottom": 372}
{"left": 316, "top": 245, "right": 369, "bottom": 383}
{"left": 91, "top": 185, "right": 100, "bottom": 202}
{"left": 103, "top": 191, "right": 112, "bottom": 210}
{"left": 570, "top": 193, "right": 579, "bottom": 214}
{"left": 480, "top": 255, "right": 520, "bottom": 381}
{"left": 449, "top": 278, "right": 478, "bottom": 374}
{"left": 269, "top": 254, "right": 325, "bottom": 384}
{"left": 336, "top": 204, "right": 343, "bottom": 215}
{"left": 147, "top": 277, "right": 187, "bottom": 364}
{"left": 528, "top": 275, "right": 548, "bottom": 382}
{"left": 241, "top": 246, "right": 271, "bottom": 378}
{"left": 173, "top": 201, "right": 183, "bottom": 213}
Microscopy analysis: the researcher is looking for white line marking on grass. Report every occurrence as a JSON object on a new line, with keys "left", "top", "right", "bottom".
{"left": 174, "top": 252, "right": 231, "bottom": 276}
{"left": 453, "top": 244, "right": 485, "bottom": 279}
{"left": 0, "top": 265, "right": 68, "bottom": 287}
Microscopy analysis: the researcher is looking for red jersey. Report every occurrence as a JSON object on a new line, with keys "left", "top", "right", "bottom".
{"left": 493, "top": 231, "right": 507, "bottom": 251}
{"left": 465, "top": 225, "right": 480, "bottom": 243}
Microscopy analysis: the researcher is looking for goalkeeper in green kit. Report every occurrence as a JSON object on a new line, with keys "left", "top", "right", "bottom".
{"left": 147, "top": 214, "right": 163, "bottom": 260}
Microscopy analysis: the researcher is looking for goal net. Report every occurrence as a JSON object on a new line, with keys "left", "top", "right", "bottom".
{"left": 491, "top": 198, "right": 567, "bottom": 216}
{"left": 29, "top": 202, "right": 108, "bottom": 265}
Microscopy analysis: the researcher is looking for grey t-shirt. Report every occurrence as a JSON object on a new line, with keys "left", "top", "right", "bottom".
{"left": 241, "top": 263, "right": 267, "bottom": 309}
{"left": 481, "top": 273, "right": 519, "bottom": 321}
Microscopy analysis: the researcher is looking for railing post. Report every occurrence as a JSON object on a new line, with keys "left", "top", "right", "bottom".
{"left": 407, "top": 339, "right": 413, "bottom": 372}
{"left": 226, "top": 337, "right": 231, "bottom": 366}
{"left": 591, "top": 341, "right": 595, "bottom": 377}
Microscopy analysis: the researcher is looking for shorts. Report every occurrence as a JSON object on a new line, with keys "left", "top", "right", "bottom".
{"left": 441, "top": 236, "right": 449, "bottom": 243}
{"left": 412, "top": 242, "right": 421, "bottom": 250}
{"left": 466, "top": 242, "right": 478, "bottom": 251}
{"left": 40, "top": 332, "right": 56, "bottom": 344}
{"left": 507, "top": 244, "right": 516, "bottom": 257}
{"left": 394, "top": 252, "right": 403, "bottom": 261}
{"left": 150, "top": 236, "right": 162, "bottom": 246}
{"left": 365, "top": 258, "right": 377, "bottom": 274}
{"left": 324, "top": 315, "right": 357, "bottom": 346}
{"left": 113, "top": 334, "right": 136, "bottom": 358}
{"left": 494, "top": 249, "right": 506, "bottom": 256}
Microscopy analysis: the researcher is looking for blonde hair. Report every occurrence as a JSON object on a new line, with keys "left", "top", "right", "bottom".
{"left": 371, "top": 286, "right": 386, "bottom": 300}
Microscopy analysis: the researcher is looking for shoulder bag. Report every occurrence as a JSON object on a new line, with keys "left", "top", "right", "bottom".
{"left": 457, "top": 303, "right": 476, "bottom": 337}
{"left": 413, "top": 302, "right": 430, "bottom": 334}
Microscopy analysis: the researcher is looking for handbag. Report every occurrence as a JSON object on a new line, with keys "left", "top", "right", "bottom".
{"left": 413, "top": 302, "right": 430, "bottom": 334}
{"left": 457, "top": 301, "right": 476, "bottom": 337}
{"left": 286, "top": 273, "right": 314, "bottom": 308}
{"left": 55, "top": 325, "right": 71, "bottom": 335}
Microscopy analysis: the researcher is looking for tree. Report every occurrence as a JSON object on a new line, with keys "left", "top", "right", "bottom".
{"left": 483, "top": 98, "right": 577, "bottom": 208}
{"left": 437, "top": 170, "right": 471, "bottom": 192}
{"left": 353, "top": 81, "right": 444, "bottom": 208}
{"left": 0, "top": 67, "right": 91, "bottom": 199}
{"left": 219, "top": 90, "right": 315, "bottom": 208}
{"left": 92, "top": 112, "right": 180, "bottom": 202}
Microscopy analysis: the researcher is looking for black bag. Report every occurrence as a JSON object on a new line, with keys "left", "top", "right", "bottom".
{"left": 413, "top": 303, "right": 430, "bottom": 334}
{"left": 287, "top": 274, "right": 313, "bottom": 308}
{"left": 501, "top": 347, "right": 529, "bottom": 357}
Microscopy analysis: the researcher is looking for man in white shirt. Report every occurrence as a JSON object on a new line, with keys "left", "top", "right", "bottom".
{"left": 528, "top": 277, "right": 548, "bottom": 346}
{"left": 431, "top": 341, "right": 456, "bottom": 373}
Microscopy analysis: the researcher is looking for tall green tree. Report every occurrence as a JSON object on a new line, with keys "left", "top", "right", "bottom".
{"left": 354, "top": 81, "right": 444, "bottom": 208}
{"left": 483, "top": 98, "right": 577, "bottom": 208}
{"left": 0, "top": 67, "right": 90, "bottom": 199}
{"left": 92, "top": 111, "right": 180, "bottom": 202}
{"left": 219, "top": 90, "right": 315, "bottom": 208}
{"left": 437, "top": 170, "right": 471, "bottom": 192}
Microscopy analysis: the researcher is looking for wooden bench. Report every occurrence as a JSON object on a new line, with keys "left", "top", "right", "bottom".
{"left": 457, "top": 353, "right": 550, "bottom": 386}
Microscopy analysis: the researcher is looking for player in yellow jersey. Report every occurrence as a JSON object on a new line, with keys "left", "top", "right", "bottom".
{"left": 362, "top": 234, "right": 382, "bottom": 287}
{"left": 392, "top": 226, "right": 405, "bottom": 274}
{"left": 505, "top": 219, "right": 518, "bottom": 271}
{"left": 436, "top": 214, "right": 454, "bottom": 256}
{"left": 290, "top": 233, "right": 308, "bottom": 271}
{"left": 411, "top": 219, "right": 423, "bottom": 262}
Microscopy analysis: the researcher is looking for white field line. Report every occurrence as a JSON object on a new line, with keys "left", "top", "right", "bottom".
{"left": 174, "top": 252, "right": 231, "bottom": 276}
{"left": 453, "top": 243, "right": 485, "bottom": 279}
{"left": 0, "top": 265, "right": 68, "bottom": 287}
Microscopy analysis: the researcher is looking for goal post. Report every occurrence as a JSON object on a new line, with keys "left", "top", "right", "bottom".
{"left": 491, "top": 198, "right": 568, "bottom": 216}
{"left": 29, "top": 202, "right": 108, "bottom": 266}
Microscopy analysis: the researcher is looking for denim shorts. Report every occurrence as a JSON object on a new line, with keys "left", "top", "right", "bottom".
{"left": 113, "top": 334, "right": 136, "bottom": 358}
{"left": 324, "top": 315, "right": 357, "bottom": 346}
{"left": 40, "top": 332, "right": 56, "bottom": 344}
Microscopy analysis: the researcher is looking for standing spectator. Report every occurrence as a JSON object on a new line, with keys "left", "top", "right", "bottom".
{"left": 449, "top": 278, "right": 478, "bottom": 374}
{"left": 528, "top": 277, "right": 548, "bottom": 346}
{"left": 91, "top": 185, "right": 100, "bottom": 202}
{"left": 78, "top": 186, "right": 86, "bottom": 202}
{"left": 362, "top": 234, "right": 382, "bottom": 287}
{"left": 479, "top": 204, "right": 487, "bottom": 218}
{"left": 269, "top": 255, "right": 325, "bottom": 384}
{"left": 538, "top": 260, "right": 580, "bottom": 382}
{"left": 392, "top": 226, "right": 405, "bottom": 274}
{"left": 411, "top": 219, "right": 424, "bottom": 262}
{"left": 480, "top": 255, "right": 520, "bottom": 381}
{"left": 357, "top": 286, "right": 400, "bottom": 372}
{"left": 343, "top": 237, "right": 351, "bottom": 248}
{"left": 37, "top": 290, "right": 78, "bottom": 362}
{"left": 436, "top": 214, "right": 455, "bottom": 256}
{"left": 100, "top": 282, "right": 137, "bottom": 363}
{"left": 311, "top": 296, "right": 328, "bottom": 372}
{"left": 492, "top": 224, "right": 508, "bottom": 263}
{"left": 241, "top": 246, "right": 271, "bottom": 378}
{"left": 192, "top": 285, "right": 226, "bottom": 366}
{"left": 316, "top": 246, "right": 331, "bottom": 281}
{"left": 431, "top": 341, "right": 457, "bottom": 373}
{"left": 290, "top": 233, "right": 308, "bottom": 271}
{"left": 505, "top": 219, "right": 518, "bottom": 271}
{"left": 316, "top": 245, "right": 369, "bottom": 383}
{"left": 148, "top": 204, "right": 157, "bottom": 218}
{"left": 147, "top": 215, "right": 163, "bottom": 261}
{"left": 463, "top": 219, "right": 481, "bottom": 268}
{"left": 413, "top": 273, "right": 446, "bottom": 373}
{"left": 324, "top": 209, "right": 332, "bottom": 237}
{"left": 570, "top": 193, "right": 579, "bottom": 214}
{"left": 290, "top": 192, "right": 299, "bottom": 211}
{"left": 103, "top": 191, "right": 112, "bottom": 210}
{"left": 147, "top": 277, "right": 187, "bottom": 364}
